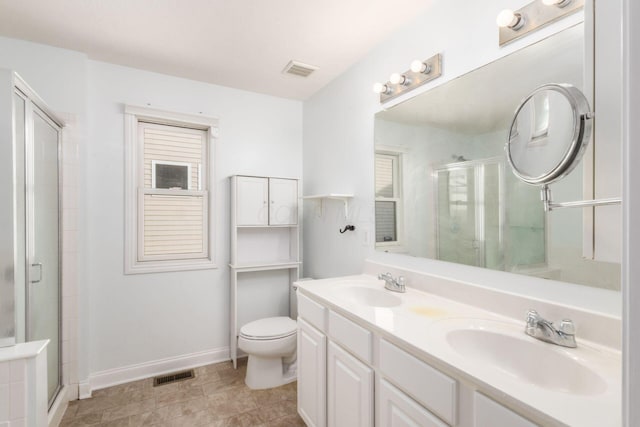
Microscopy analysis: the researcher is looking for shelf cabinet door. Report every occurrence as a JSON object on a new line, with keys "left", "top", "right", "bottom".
{"left": 327, "top": 341, "right": 374, "bottom": 427}
{"left": 378, "top": 379, "right": 448, "bottom": 427}
{"left": 236, "top": 176, "right": 269, "bottom": 226}
{"left": 298, "top": 318, "right": 327, "bottom": 427}
{"left": 269, "top": 178, "right": 298, "bottom": 225}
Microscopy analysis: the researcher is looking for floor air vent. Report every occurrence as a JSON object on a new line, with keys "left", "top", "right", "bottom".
{"left": 153, "top": 369, "right": 195, "bottom": 387}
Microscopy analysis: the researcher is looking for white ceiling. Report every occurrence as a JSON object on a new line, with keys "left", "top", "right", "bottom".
{"left": 0, "top": 0, "right": 433, "bottom": 100}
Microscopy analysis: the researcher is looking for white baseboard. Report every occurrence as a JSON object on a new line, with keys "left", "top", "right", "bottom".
{"left": 78, "top": 382, "right": 92, "bottom": 399}
{"left": 84, "top": 347, "right": 229, "bottom": 396}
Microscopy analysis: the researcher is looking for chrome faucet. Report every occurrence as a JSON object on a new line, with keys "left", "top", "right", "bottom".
{"left": 525, "top": 310, "right": 576, "bottom": 348}
{"left": 378, "top": 272, "right": 406, "bottom": 293}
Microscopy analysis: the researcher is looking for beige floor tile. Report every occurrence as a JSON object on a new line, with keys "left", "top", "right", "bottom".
{"left": 166, "top": 408, "right": 224, "bottom": 427}
{"left": 256, "top": 400, "right": 298, "bottom": 423}
{"left": 98, "top": 416, "right": 131, "bottom": 427}
{"left": 220, "top": 409, "right": 266, "bottom": 427}
{"left": 61, "top": 360, "right": 302, "bottom": 427}
{"left": 60, "top": 412, "right": 103, "bottom": 426}
{"left": 155, "top": 384, "right": 204, "bottom": 407}
{"left": 265, "top": 414, "right": 306, "bottom": 427}
{"left": 101, "top": 398, "right": 156, "bottom": 422}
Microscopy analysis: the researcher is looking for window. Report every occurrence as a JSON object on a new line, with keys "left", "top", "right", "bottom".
{"left": 124, "top": 106, "right": 218, "bottom": 274}
{"left": 375, "top": 152, "right": 402, "bottom": 246}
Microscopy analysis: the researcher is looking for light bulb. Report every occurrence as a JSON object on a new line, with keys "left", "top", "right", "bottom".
{"left": 373, "top": 82, "right": 389, "bottom": 94}
{"left": 496, "top": 9, "right": 524, "bottom": 29}
{"left": 389, "top": 73, "right": 407, "bottom": 85}
{"left": 410, "top": 60, "right": 431, "bottom": 74}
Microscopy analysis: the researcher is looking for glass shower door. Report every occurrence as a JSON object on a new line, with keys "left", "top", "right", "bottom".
{"left": 435, "top": 160, "right": 504, "bottom": 268}
{"left": 436, "top": 167, "right": 480, "bottom": 266}
{"left": 27, "top": 107, "right": 61, "bottom": 405}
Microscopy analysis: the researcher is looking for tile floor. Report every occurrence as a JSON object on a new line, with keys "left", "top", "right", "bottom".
{"left": 59, "top": 359, "right": 305, "bottom": 427}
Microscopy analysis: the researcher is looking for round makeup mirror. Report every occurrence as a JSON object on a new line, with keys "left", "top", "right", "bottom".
{"left": 506, "top": 83, "right": 593, "bottom": 185}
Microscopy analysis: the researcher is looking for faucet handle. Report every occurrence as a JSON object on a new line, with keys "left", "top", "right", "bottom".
{"left": 559, "top": 319, "right": 575, "bottom": 336}
{"left": 525, "top": 309, "right": 539, "bottom": 334}
{"left": 397, "top": 276, "right": 405, "bottom": 286}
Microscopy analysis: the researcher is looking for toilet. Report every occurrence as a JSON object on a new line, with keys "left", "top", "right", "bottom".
{"left": 238, "top": 316, "right": 298, "bottom": 389}
{"left": 237, "top": 279, "right": 308, "bottom": 389}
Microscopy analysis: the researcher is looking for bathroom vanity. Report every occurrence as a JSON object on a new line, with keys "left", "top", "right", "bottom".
{"left": 296, "top": 271, "right": 620, "bottom": 427}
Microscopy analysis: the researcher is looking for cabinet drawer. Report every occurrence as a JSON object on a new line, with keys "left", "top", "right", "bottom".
{"left": 379, "top": 339, "right": 457, "bottom": 425}
{"left": 378, "top": 379, "right": 448, "bottom": 427}
{"left": 474, "top": 392, "right": 538, "bottom": 427}
{"left": 297, "top": 293, "right": 327, "bottom": 333}
{"left": 328, "top": 311, "right": 373, "bottom": 364}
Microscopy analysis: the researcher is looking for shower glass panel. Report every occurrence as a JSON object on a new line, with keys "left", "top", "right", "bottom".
{"left": 436, "top": 161, "right": 503, "bottom": 268}
{"left": 437, "top": 167, "right": 479, "bottom": 266}
{"left": 28, "top": 109, "right": 61, "bottom": 404}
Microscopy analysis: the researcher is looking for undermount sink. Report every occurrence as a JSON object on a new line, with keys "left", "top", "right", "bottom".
{"left": 336, "top": 286, "right": 402, "bottom": 308}
{"left": 433, "top": 318, "right": 607, "bottom": 396}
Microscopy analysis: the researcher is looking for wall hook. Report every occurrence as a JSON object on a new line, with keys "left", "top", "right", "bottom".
{"left": 339, "top": 225, "right": 356, "bottom": 234}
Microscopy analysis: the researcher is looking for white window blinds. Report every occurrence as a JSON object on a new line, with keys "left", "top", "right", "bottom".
{"left": 375, "top": 153, "right": 401, "bottom": 244}
{"left": 139, "top": 122, "right": 208, "bottom": 260}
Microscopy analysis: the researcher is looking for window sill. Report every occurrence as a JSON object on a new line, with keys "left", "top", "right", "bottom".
{"left": 125, "top": 258, "right": 217, "bottom": 275}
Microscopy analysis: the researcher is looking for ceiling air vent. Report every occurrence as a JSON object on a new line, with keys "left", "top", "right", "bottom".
{"left": 282, "top": 60, "right": 318, "bottom": 77}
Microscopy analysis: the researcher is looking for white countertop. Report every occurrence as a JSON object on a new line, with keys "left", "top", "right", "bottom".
{"left": 297, "top": 274, "right": 621, "bottom": 427}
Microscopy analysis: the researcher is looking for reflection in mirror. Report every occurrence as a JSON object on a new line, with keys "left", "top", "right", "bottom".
{"left": 507, "top": 83, "right": 593, "bottom": 185}
{"left": 374, "top": 24, "right": 620, "bottom": 290}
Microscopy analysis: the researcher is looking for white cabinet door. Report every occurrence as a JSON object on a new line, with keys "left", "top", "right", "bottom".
{"left": 378, "top": 379, "right": 447, "bottom": 427}
{"left": 298, "top": 318, "right": 327, "bottom": 427}
{"left": 269, "top": 178, "right": 297, "bottom": 225}
{"left": 327, "top": 341, "right": 374, "bottom": 427}
{"left": 236, "top": 176, "right": 269, "bottom": 226}
{"left": 474, "top": 392, "right": 538, "bottom": 427}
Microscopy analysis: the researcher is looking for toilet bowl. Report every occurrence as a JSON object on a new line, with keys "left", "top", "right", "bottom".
{"left": 238, "top": 316, "right": 298, "bottom": 389}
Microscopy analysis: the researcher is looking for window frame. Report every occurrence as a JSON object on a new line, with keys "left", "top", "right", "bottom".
{"left": 375, "top": 150, "right": 404, "bottom": 249}
{"left": 124, "top": 105, "right": 218, "bottom": 274}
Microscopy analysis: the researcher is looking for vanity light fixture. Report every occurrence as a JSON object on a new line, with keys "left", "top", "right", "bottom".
{"left": 410, "top": 60, "right": 432, "bottom": 74}
{"left": 542, "top": 0, "right": 572, "bottom": 7}
{"left": 496, "top": 9, "right": 525, "bottom": 30}
{"left": 374, "top": 53, "right": 443, "bottom": 103}
{"left": 497, "top": 0, "right": 583, "bottom": 46}
{"left": 373, "top": 82, "right": 391, "bottom": 95}
{"left": 389, "top": 73, "right": 410, "bottom": 86}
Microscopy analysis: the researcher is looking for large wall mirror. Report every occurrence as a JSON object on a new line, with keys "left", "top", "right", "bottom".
{"left": 374, "top": 23, "right": 620, "bottom": 291}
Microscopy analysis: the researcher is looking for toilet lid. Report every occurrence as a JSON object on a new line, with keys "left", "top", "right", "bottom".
{"left": 240, "top": 317, "right": 297, "bottom": 340}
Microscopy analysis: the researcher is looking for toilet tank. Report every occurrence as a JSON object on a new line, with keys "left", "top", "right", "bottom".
{"left": 291, "top": 278, "right": 313, "bottom": 319}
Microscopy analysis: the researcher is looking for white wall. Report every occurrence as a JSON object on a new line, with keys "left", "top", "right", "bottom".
{"left": 85, "top": 60, "right": 302, "bottom": 375}
{"left": 0, "top": 36, "right": 303, "bottom": 388}
{"left": 302, "top": 0, "right": 619, "bottom": 283}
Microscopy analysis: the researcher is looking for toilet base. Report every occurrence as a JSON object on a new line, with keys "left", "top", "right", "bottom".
{"left": 245, "top": 354, "right": 297, "bottom": 390}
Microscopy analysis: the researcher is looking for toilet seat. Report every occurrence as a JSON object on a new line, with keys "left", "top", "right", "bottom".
{"left": 239, "top": 316, "right": 297, "bottom": 341}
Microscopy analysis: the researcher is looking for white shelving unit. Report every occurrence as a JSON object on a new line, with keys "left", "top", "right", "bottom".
{"left": 229, "top": 175, "right": 300, "bottom": 368}
{"left": 302, "top": 193, "right": 354, "bottom": 218}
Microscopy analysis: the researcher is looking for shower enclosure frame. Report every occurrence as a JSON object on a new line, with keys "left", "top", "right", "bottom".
{"left": 9, "top": 72, "right": 64, "bottom": 408}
